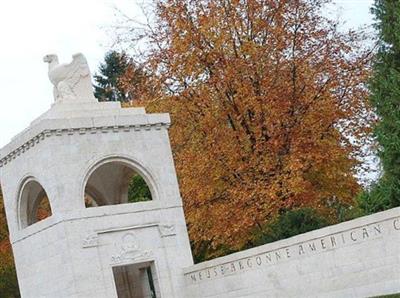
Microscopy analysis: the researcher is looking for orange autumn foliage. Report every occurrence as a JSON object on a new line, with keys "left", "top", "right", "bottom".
{"left": 0, "top": 189, "right": 20, "bottom": 296}
{"left": 0, "top": 191, "right": 11, "bottom": 254}
{"left": 0, "top": 189, "right": 14, "bottom": 270}
{"left": 119, "top": 0, "right": 373, "bottom": 255}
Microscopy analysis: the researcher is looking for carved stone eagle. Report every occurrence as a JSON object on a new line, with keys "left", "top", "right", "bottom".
{"left": 43, "top": 53, "right": 96, "bottom": 102}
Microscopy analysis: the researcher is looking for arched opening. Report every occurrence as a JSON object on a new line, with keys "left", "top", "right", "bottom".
{"left": 19, "top": 179, "right": 52, "bottom": 228}
{"left": 84, "top": 160, "right": 153, "bottom": 207}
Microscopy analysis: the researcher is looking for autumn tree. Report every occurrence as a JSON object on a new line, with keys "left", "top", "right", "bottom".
{"left": 118, "top": 0, "right": 373, "bottom": 258}
{"left": 0, "top": 190, "right": 20, "bottom": 297}
{"left": 359, "top": 0, "right": 400, "bottom": 213}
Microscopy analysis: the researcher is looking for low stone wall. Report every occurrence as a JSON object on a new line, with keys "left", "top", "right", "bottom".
{"left": 183, "top": 207, "right": 400, "bottom": 298}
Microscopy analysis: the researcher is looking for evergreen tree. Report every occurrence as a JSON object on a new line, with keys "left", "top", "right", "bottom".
{"left": 94, "top": 51, "right": 135, "bottom": 102}
{"left": 360, "top": 0, "right": 400, "bottom": 213}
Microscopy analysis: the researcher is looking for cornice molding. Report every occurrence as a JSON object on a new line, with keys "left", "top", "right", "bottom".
{"left": 0, "top": 122, "right": 170, "bottom": 168}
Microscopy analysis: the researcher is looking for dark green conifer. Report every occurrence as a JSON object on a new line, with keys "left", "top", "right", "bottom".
{"left": 93, "top": 51, "right": 133, "bottom": 102}
{"left": 360, "top": 0, "right": 400, "bottom": 213}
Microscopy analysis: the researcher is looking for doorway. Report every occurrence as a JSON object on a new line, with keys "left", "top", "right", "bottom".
{"left": 112, "top": 261, "right": 160, "bottom": 298}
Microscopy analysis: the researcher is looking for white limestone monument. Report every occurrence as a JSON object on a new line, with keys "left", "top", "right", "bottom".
{"left": 0, "top": 53, "right": 193, "bottom": 297}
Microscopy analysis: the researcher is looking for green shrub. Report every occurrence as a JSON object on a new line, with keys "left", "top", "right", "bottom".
{"left": 191, "top": 240, "right": 237, "bottom": 263}
{"left": 249, "top": 208, "right": 329, "bottom": 247}
{"left": 128, "top": 174, "right": 152, "bottom": 203}
{"left": 358, "top": 177, "right": 400, "bottom": 215}
{"left": 371, "top": 294, "right": 400, "bottom": 298}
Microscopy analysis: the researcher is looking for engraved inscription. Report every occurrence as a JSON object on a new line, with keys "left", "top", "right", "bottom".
{"left": 185, "top": 217, "right": 400, "bottom": 283}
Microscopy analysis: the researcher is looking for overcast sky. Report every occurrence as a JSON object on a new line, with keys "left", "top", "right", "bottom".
{"left": 0, "top": 0, "right": 375, "bottom": 147}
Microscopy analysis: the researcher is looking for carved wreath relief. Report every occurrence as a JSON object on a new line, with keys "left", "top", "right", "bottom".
{"left": 111, "top": 232, "right": 152, "bottom": 264}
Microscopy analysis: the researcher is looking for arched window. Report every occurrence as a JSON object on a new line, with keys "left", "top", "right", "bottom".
{"left": 19, "top": 179, "right": 52, "bottom": 228}
{"left": 84, "top": 160, "right": 153, "bottom": 207}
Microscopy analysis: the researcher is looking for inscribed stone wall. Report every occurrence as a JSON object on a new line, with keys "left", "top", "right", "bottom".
{"left": 184, "top": 207, "right": 400, "bottom": 298}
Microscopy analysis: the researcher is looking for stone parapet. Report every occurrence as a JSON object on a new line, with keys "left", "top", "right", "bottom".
{"left": 184, "top": 207, "right": 400, "bottom": 298}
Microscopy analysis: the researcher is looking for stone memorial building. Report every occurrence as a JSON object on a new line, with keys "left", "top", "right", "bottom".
{"left": 0, "top": 54, "right": 399, "bottom": 298}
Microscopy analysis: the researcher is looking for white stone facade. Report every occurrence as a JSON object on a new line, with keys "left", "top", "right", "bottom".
{"left": 0, "top": 70, "right": 194, "bottom": 296}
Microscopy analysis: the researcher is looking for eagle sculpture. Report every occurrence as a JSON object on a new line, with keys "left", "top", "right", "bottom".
{"left": 43, "top": 53, "right": 96, "bottom": 102}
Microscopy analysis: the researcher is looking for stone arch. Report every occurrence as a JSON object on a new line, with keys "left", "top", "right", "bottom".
{"left": 83, "top": 156, "right": 157, "bottom": 207}
{"left": 18, "top": 177, "right": 52, "bottom": 229}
